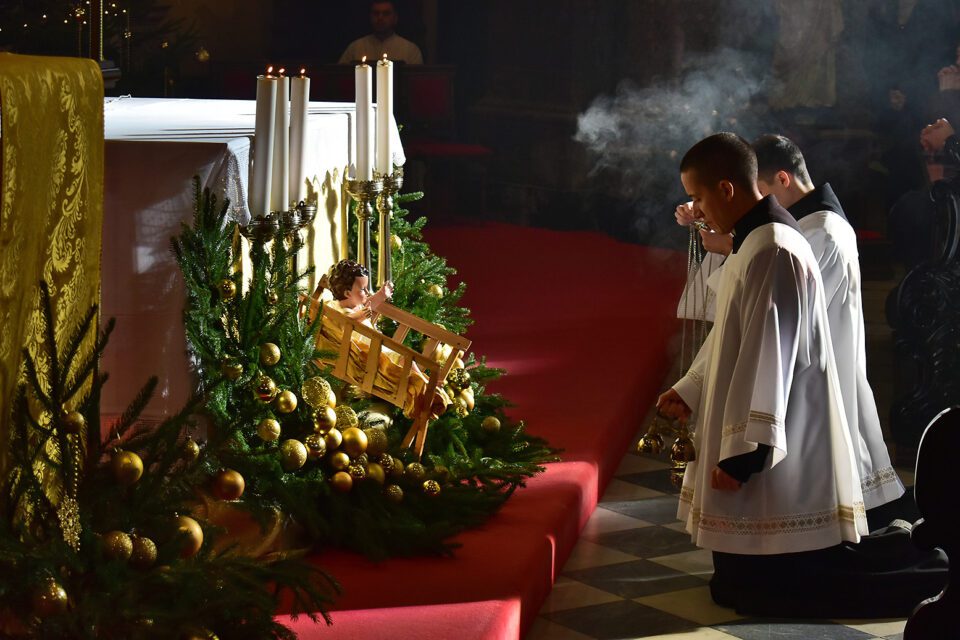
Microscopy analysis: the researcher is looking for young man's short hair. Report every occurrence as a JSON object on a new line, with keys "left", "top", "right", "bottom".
{"left": 680, "top": 132, "right": 758, "bottom": 190}
{"left": 753, "top": 134, "right": 812, "bottom": 185}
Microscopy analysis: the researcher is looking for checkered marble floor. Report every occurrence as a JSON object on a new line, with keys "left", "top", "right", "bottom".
{"left": 527, "top": 439, "right": 912, "bottom": 640}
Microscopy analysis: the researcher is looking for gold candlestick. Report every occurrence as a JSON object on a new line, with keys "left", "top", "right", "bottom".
{"left": 375, "top": 167, "right": 403, "bottom": 288}
{"left": 345, "top": 177, "right": 383, "bottom": 274}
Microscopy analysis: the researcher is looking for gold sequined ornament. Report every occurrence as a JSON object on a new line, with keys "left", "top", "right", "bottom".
{"left": 363, "top": 427, "right": 388, "bottom": 457}
{"left": 335, "top": 405, "right": 359, "bottom": 430}
{"left": 182, "top": 438, "right": 201, "bottom": 461}
{"left": 259, "top": 343, "right": 281, "bottom": 367}
{"left": 427, "top": 283, "right": 444, "bottom": 297}
{"left": 59, "top": 409, "right": 86, "bottom": 434}
{"left": 212, "top": 469, "right": 245, "bottom": 500}
{"left": 112, "top": 450, "right": 144, "bottom": 485}
{"left": 348, "top": 463, "right": 367, "bottom": 480}
{"left": 102, "top": 530, "right": 134, "bottom": 561}
{"left": 220, "top": 359, "right": 243, "bottom": 380}
{"left": 405, "top": 462, "right": 426, "bottom": 482}
{"left": 341, "top": 426, "right": 368, "bottom": 457}
{"left": 366, "top": 462, "right": 386, "bottom": 485}
{"left": 378, "top": 453, "right": 395, "bottom": 473}
{"left": 255, "top": 375, "right": 278, "bottom": 402}
{"left": 279, "top": 439, "right": 308, "bottom": 471}
{"left": 447, "top": 367, "right": 470, "bottom": 392}
{"left": 129, "top": 535, "right": 158, "bottom": 569}
{"left": 329, "top": 451, "right": 351, "bottom": 471}
{"left": 302, "top": 377, "right": 335, "bottom": 408}
{"left": 481, "top": 416, "right": 501, "bottom": 433}
{"left": 257, "top": 418, "right": 281, "bottom": 442}
{"left": 324, "top": 428, "right": 343, "bottom": 450}
{"left": 314, "top": 405, "right": 338, "bottom": 433}
{"left": 453, "top": 396, "right": 469, "bottom": 418}
{"left": 32, "top": 578, "right": 68, "bottom": 617}
{"left": 384, "top": 484, "right": 404, "bottom": 503}
{"left": 331, "top": 471, "right": 353, "bottom": 492}
{"left": 422, "top": 479, "right": 442, "bottom": 497}
{"left": 218, "top": 279, "right": 237, "bottom": 300}
{"left": 274, "top": 390, "right": 298, "bottom": 414}
{"left": 175, "top": 515, "right": 204, "bottom": 558}
{"left": 304, "top": 434, "right": 327, "bottom": 460}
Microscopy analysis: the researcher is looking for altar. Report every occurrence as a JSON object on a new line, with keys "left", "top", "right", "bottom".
{"left": 99, "top": 97, "right": 404, "bottom": 421}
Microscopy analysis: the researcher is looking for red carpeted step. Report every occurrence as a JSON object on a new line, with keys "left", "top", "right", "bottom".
{"left": 277, "top": 223, "right": 686, "bottom": 638}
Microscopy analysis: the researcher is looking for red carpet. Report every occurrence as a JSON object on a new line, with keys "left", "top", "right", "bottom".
{"left": 277, "top": 223, "right": 686, "bottom": 638}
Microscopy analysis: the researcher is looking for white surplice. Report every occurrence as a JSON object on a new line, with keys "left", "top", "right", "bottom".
{"left": 797, "top": 211, "right": 903, "bottom": 509}
{"left": 673, "top": 221, "right": 868, "bottom": 555}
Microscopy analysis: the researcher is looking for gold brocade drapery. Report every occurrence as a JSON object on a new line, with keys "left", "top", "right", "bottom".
{"left": 0, "top": 53, "right": 104, "bottom": 483}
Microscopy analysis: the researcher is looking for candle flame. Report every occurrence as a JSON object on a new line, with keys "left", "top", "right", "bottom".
{"left": 382, "top": 53, "right": 388, "bottom": 60}
{"left": 278, "top": 67, "right": 286, "bottom": 76}
{"left": 266, "top": 65, "right": 273, "bottom": 76}
{"left": 361, "top": 55, "right": 367, "bottom": 63}
{"left": 300, "top": 67, "right": 306, "bottom": 77}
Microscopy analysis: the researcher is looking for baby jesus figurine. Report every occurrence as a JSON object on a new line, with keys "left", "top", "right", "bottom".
{"left": 315, "top": 260, "right": 451, "bottom": 419}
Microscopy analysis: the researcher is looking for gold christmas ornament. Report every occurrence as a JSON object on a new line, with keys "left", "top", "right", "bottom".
{"left": 314, "top": 405, "right": 338, "bottom": 433}
{"left": 259, "top": 342, "right": 281, "bottom": 367}
{"left": 454, "top": 356, "right": 466, "bottom": 370}
{"left": 331, "top": 471, "right": 353, "bottom": 492}
{"left": 481, "top": 416, "right": 501, "bottom": 433}
{"left": 305, "top": 434, "right": 327, "bottom": 460}
{"left": 459, "top": 387, "right": 475, "bottom": 411}
{"left": 422, "top": 479, "right": 442, "bottom": 497}
{"left": 111, "top": 450, "right": 144, "bottom": 485}
{"left": 302, "top": 377, "right": 335, "bottom": 409}
{"left": 212, "top": 469, "right": 245, "bottom": 500}
{"left": 274, "top": 390, "right": 298, "bottom": 414}
{"left": 220, "top": 359, "right": 243, "bottom": 381}
{"left": 390, "top": 457, "right": 405, "bottom": 477}
{"left": 175, "top": 515, "right": 204, "bottom": 558}
{"left": 129, "top": 535, "right": 158, "bottom": 569}
{"left": 324, "top": 428, "right": 343, "bottom": 451}
{"left": 279, "top": 439, "right": 308, "bottom": 471}
{"left": 335, "top": 405, "right": 359, "bottom": 430}
{"left": 32, "top": 578, "right": 68, "bottom": 617}
{"left": 447, "top": 367, "right": 470, "bottom": 392}
{"left": 390, "top": 234, "right": 403, "bottom": 251}
{"left": 405, "top": 462, "right": 426, "bottom": 482}
{"left": 329, "top": 451, "right": 351, "bottom": 471}
{"left": 59, "top": 409, "right": 86, "bottom": 435}
{"left": 432, "top": 465, "right": 451, "bottom": 483}
{"left": 341, "top": 427, "right": 368, "bottom": 457}
{"left": 378, "top": 453, "right": 395, "bottom": 473}
{"left": 348, "top": 463, "right": 367, "bottom": 480}
{"left": 384, "top": 484, "right": 404, "bottom": 503}
{"left": 267, "top": 291, "right": 279, "bottom": 305}
{"left": 218, "top": 279, "right": 237, "bottom": 300}
{"left": 426, "top": 283, "right": 444, "bottom": 297}
{"left": 256, "top": 418, "right": 281, "bottom": 442}
{"left": 453, "top": 396, "right": 469, "bottom": 418}
{"left": 366, "top": 462, "right": 386, "bottom": 485}
{"left": 182, "top": 438, "right": 201, "bottom": 461}
{"left": 102, "top": 530, "right": 134, "bottom": 561}
{"left": 363, "top": 427, "right": 388, "bottom": 457}
{"left": 255, "top": 375, "right": 278, "bottom": 402}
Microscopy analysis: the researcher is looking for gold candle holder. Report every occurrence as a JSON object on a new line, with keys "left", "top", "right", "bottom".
{"left": 375, "top": 167, "right": 403, "bottom": 288}
{"left": 345, "top": 177, "right": 383, "bottom": 276}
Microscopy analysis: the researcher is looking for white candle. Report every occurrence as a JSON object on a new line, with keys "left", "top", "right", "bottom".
{"left": 355, "top": 57, "right": 373, "bottom": 180}
{"left": 250, "top": 69, "right": 277, "bottom": 217}
{"left": 376, "top": 54, "right": 394, "bottom": 176}
{"left": 271, "top": 70, "right": 290, "bottom": 212}
{"left": 289, "top": 68, "right": 310, "bottom": 205}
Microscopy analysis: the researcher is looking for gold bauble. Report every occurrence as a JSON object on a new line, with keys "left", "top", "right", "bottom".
{"left": 366, "top": 462, "right": 386, "bottom": 485}
{"left": 259, "top": 343, "right": 281, "bottom": 367}
{"left": 218, "top": 279, "right": 237, "bottom": 300}
{"left": 390, "top": 234, "right": 403, "bottom": 251}
{"left": 32, "top": 578, "right": 68, "bottom": 617}
{"left": 314, "top": 406, "right": 338, "bottom": 433}
{"left": 348, "top": 463, "right": 367, "bottom": 480}
{"left": 355, "top": 452, "right": 370, "bottom": 466}
{"left": 452, "top": 396, "right": 469, "bottom": 418}
{"left": 212, "top": 469, "right": 245, "bottom": 500}
{"left": 256, "top": 418, "right": 281, "bottom": 442}
{"left": 432, "top": 465, "right": 451, "bottom": 483}
{"left": 328, "top": 451, "right": 351, "bottom": 471}
{"left": 59, "top": 409, "right": 86, "bottom": 435}
{"left": 341, "top": 427, "right": 368, "bottom": 457}
{"left": 304, "top": 434, "right": 327, "bottom": 460}
{"left": 422, "top": 479, "right": 442, "bottom": 497}
{"left": 267, "top": 291, "right": 279, "bottom": 305}
{"left": 102, "top": 530, "right": 133, "bottom": 561}
{"left": 426, "top": 283, "right": 444, "bottom": 297}
{"left": 378, "top": 453, "right": 395, "bottom": 474}
{"left": 182, "top": 438, "right": 201, "bottom": 461}
{"left": 331, "top": 471, "right": 353, "bottom": 492}
{"left": 279, "top": 439, "right": 308, "bottom": 471}
{"left": 324, "top": 428, "right": 343, "bottom": 451}
{"left": 363, "top": 427, "right": 388, "bottom": 457}
{"left": 130, "top": 535, "right": 158, "bottom": 569}
{"left": 481, "top": 416, "right": 501, "bottom": 433}
{"left": 459, "top": 387, "right": 475, "bottom": 411}
{"left": 453, "top": 356, "right": 466, "bottom": 370}
{"left": 405, "top": 462, "right": 426, "bottom": 482}
{"left": 112, "top": 450, "right": 144, "bottom": 485}
{"left": 274, "top": 390, "right": 298, "bottom": 414}
{"left": 447, "top": 367, "right": 471, "bottom": 392}
{"left": 384, "top": 484, "right": 404, "bottom": 503}
{"left": 175, "top": 515, "right": 204, "bottom": 558}
{"left": 255, "top": 376, "right": 278, "bottom": 402}
{"left": 335, "top": 405, "right": 359, "bottom": 430}
{"left": 390, "top": 457, "right": 405, "bottom": 477}
{"left": 220, "top": 359, "right": 243, "bottom": 381}
{"left": 302, "top": 377, "right": 335, "bottom": 409}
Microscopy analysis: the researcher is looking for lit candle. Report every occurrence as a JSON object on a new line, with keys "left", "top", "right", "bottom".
{"left": 375, "top": 54, "right": 394, "bottom": 176}
{"left": 250, "top": 66, "right": 277, "bottom": 217}
{"left": 355, "top": 56, "right": 373, "bottom": 180}
{"left": 289, "top": 67, "right": 310, "bottom": 205}
{"left": 271, "top": 68, "right": 290, "bottom": 212}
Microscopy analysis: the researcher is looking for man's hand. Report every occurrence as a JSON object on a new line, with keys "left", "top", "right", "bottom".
{"left": 711, "top": 467, "right": 742, "bottom": 492}
{"left": 921, "top": 118, "right": 955, "bottom": 153}
{"left": 656, "top": 388, "right": 691, "bottom": 424}
{"left": 675, "top": 201, "right": 702, "bottom": 227}
{"left": 700, "top": 229, "right": 733, "bottom": 256}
